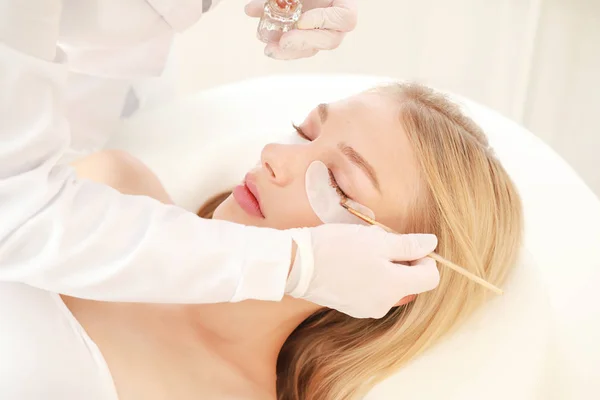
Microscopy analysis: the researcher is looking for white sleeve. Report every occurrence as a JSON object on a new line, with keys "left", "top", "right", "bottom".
{"left": 56, "top": 0, "right": 179, "bottom": 163}
{"left": 56, "top": 0, "right": 226, "bottom": 161}
{"left": 0, "top": 1, "right": 293, "bottom": 304}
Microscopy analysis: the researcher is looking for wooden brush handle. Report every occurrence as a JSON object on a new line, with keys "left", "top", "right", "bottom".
{"left": 341, "top": 203, "right": 503, "bottom": 295}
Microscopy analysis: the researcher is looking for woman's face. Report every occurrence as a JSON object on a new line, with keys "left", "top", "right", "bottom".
{"left": 213, "top": 92, "right": 422, "bottom": 231}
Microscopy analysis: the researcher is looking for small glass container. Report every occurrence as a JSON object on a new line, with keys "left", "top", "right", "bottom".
{"left": 257, "top": 0, "right": 303, "bottom": 44}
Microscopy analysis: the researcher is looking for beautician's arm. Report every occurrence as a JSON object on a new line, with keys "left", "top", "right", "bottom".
{"left": 0, "top": 0, "right": 294, "bottom": 304}
{"left": 0, "top": 0, "right": 439, "bottom": 320}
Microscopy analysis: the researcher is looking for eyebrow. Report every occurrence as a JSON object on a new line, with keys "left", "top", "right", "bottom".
{"left": 338, "top": 143, "right": 381, "bottom": 192}
{"left": 318, "top": 103, "right": 329, "bottom": 123}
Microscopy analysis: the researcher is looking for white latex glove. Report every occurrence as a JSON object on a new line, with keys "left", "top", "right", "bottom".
{"left": 287, "top": 225, "right": 440, "bottom": 319}
{"left": 245, "top": 0, "right": 358, "bottom": 60}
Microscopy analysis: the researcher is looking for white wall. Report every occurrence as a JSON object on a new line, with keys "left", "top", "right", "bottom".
{"left": 155, "top": 0, "right": 600, "bottom": 196}
{"left": 524, "top": 0, "right": 600, "bottom": 195}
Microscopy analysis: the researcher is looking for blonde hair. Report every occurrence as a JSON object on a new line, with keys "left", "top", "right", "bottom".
{"left": 197, "top": 83, "right": 524, "bottom": 400}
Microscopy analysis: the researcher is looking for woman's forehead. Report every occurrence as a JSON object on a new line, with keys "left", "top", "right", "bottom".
{"left": 332, "top": 93, "right": 412, "bottom": 164}
{"left": 329, "top": 92, "right": 389, "bottom": 114}
{"left": 327, "top": 93, "right": 422, "bottom": 215}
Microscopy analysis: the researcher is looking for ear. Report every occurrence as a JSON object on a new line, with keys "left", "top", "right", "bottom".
{"left": 395, "top": 295, "right": 417, "bottom": 307}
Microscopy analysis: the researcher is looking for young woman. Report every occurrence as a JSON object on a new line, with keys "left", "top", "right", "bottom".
{"left": 63, "top": 83, "right": 523, "bottom": 399}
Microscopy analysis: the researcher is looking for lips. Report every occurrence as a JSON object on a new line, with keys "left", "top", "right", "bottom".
{"left": 232, "top": 174, "right": 265, "bottom": 218}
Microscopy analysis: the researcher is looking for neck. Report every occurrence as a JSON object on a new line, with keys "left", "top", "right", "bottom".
{"left": 183, "top": 297, "right": 319, "bottom": 393}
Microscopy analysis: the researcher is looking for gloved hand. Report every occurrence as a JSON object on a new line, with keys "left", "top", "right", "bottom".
{"left": 286, "top": 224, "right": 440, "bottom": 319}
{"left": 245, "top": 0, "right": 358, "bottom": 60}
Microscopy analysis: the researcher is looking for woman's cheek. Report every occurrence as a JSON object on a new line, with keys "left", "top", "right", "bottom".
{"left": 294, "top": 202, "right": 325, "bottom": 228}
{"left": 270, "top": 201, "right": 322, "bottom": 230}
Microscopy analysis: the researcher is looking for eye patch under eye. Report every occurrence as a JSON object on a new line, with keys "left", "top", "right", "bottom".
{"left": 305, "top": 161, "right": 375, "bottom": 225}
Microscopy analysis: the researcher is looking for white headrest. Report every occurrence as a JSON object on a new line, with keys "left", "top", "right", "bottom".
{"left": 108, "top": 75, "right": 600, "bottom": 399}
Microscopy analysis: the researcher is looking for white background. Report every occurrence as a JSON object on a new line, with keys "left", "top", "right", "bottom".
{"left": 149, "top": 0, "right": 600, "bottom": 196}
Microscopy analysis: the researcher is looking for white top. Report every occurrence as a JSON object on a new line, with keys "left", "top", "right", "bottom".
{"left": 0, "top": 282, "right": 117, "bottom": 399}
{"left": 0, "top": 2, "right": 293, "bottom": 397}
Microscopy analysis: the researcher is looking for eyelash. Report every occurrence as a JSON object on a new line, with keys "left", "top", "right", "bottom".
{"left": 293, "top": 123, "right": 349, "bottom": 200}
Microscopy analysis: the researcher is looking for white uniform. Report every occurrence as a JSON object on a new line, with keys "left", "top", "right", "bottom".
{"left": 0, "top": 283, "right": 118, "bottom": 399}
{"left": 0, "top": 3, "right": 296, "bottom": 397}
{"left": 57, "top": 0, "right": 208, "bottom": 160}
{"left": 0, "top": 1, "right": 294, "bottom": 307}
{"left": 0, "top": 1, "right": 294, "bottom": 397}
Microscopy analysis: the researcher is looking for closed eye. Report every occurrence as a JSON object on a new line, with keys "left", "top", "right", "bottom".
{"left": 293, "top": 123, "right": 310, "bottom": 140}
{"left": 294, "top": 124, "right": 350, "bottom": 200}
{"left": 328, "top": 169, "right": 349, "bottom": 200}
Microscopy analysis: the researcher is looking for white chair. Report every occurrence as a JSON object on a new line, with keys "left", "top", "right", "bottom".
{"left": 107, "top": 75, "right": 600, "bottom": 400}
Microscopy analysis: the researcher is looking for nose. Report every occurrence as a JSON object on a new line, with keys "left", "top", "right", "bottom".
{"left": 260, "top": 143, "right": 299, "bottom": 186}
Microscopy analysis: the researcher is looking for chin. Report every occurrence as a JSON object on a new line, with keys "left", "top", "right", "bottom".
{"left": 211, "top": 197, "right": 234, "bottom": 221}
{"left": 212, "top": 197, "right": 256, "bottom": 226}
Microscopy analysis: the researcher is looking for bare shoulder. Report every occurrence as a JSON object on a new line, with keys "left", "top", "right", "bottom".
{"left": 70, "top": 150, "right": 174, "bottom": 204}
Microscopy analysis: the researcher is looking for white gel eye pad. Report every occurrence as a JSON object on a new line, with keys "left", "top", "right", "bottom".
{"left": 305, "top": 161, "right": 375, "bottom": 224}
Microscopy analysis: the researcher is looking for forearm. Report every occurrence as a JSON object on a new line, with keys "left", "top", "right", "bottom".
{"left": 0, "top": 171, "right": 293, "bottom": 303}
